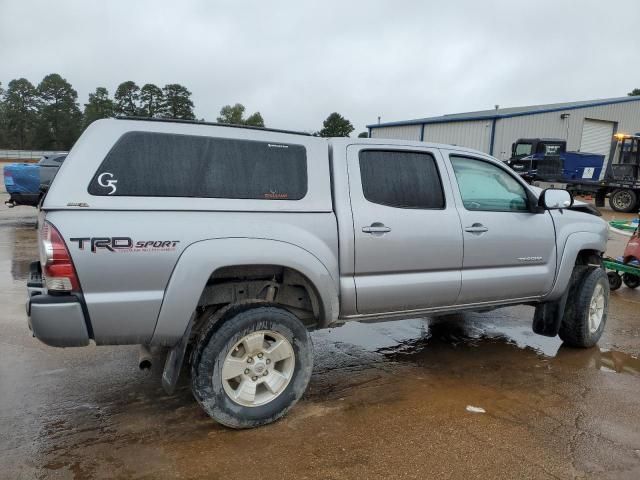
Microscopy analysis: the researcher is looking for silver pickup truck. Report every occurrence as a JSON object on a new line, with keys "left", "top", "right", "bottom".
{"left": 27, "top": 118, "right": 609, "bottom": 428}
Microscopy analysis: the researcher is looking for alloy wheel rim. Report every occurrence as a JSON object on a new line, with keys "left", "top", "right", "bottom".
{"left": 588, "top": 283, "right": 605, "bottom": 333}
{"left": 221, "top": 330, "right": 295, "bottom": 407}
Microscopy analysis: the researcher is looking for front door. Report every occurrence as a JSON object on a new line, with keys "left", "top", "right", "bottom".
{"left": 347, "top": 145, "right": 463, "bottom": 314}
{"left": 443, "top": 151, "right": 557, "bottom": 304}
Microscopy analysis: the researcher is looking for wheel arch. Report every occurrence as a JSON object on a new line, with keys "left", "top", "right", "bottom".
{"left": 197, "top": 264, "right": 326, "bottom": 330}
{"left": 575, "top": 249, "right": 603, "bottom": 265}
{"left": 544, "top": 232, "right": 607, "bottom": 302}
{"left": 150, "top": 238, "right": 340, "bottom": 346}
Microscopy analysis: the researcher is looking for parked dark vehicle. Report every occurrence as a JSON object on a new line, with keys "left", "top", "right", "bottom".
{"left": 506, "top": 138, "right": 605, "bottom": 183}
{"left": 4, "top": 153, "right": 67, "bottom": 207}
{"left": 508, "top": 134, "right": 640, "bottom": 213}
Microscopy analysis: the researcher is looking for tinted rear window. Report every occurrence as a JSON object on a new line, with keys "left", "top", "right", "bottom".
{"left": 359, "top": 150, "right": 445, "bottom": 209}
{"left": 88, "top": 131, "right": 308, "bottom": 199}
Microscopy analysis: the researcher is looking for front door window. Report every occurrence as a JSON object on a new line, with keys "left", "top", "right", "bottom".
{"left": 450, "top": 156, "right": 529, "bottom": 212}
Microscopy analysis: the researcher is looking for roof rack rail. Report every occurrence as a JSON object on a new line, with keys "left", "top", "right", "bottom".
{"left": 114, "top": 116, "right": 311, "bottom": 136}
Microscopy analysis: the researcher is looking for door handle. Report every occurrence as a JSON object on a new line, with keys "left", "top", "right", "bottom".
{"left": 362, "top": 223, "right": 391, "bottom": 234}
{"left": 464, "top": 223, "right": 488, "bottom": 234}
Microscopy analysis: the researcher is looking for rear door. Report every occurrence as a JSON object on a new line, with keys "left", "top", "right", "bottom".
{"left": 442, "top": 151, "right": 557, "bottom": 304}
{"left": 347, "top": 145, "right": 463, "bottom": 314}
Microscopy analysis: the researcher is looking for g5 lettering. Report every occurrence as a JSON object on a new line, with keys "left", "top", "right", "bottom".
{"left": 97, "top": 172, "right": 118, "bottom": 195}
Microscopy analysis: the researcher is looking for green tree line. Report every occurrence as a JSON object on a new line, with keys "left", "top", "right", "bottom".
{"left": 0, "top": 74, "right": 197, "bottom": 150}
{"left": 0, "top": 73, "right": 364, "bottom": 151}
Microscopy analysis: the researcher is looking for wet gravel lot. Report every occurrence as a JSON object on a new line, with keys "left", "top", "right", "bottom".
{"left": 1, "top": 190, "right": 639, "bottom": 479}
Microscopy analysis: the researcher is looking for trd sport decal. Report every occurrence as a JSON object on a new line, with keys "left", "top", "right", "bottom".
{"left": 70, "top": 237, "right": 179, "bottom": 253}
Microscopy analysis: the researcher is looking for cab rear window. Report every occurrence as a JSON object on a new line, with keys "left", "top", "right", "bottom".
{"left": 88, "top": 131, "right": 308, "bottom": 200}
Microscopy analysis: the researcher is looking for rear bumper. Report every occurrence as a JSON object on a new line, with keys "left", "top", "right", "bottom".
{"left": 26, "top": 262, "right": 90, "bottom": 347}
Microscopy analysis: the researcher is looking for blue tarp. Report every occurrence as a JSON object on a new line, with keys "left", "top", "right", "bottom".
{"left": 3, "top": 163, "right": 41, "bottom": 194}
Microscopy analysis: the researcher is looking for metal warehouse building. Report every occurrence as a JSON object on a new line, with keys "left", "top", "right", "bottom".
{"left": 368, "top": 96, "right": 640, "bottom": 162}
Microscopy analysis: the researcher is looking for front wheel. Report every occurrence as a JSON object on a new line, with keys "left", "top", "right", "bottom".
{"left": 609, "top": 189, "right": 638, "bottom": 213}
{"left": 559, "top": 267, "right": 609, "bottom": 348}
{"left": 191, "top": 304, "right": 313, "bottom": 429}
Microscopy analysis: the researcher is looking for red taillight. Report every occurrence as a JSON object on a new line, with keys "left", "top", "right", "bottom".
{"left": 40, "top": 221, "right": 80, "bottom": 292}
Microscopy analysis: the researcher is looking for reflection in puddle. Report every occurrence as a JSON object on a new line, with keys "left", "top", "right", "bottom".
{"left": 0, "top": 222, "right": 38, "bottom": 282}
{"left": 11, "top": 256, "right": 32, "bottom": 282}
{"left": 597, "top": 349, "right": 640, "bottom": 374}
{"left": 320, "top": 312, "right": 639, "bottom": 377}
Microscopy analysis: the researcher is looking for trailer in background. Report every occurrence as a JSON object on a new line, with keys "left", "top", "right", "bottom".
{"left": 3, "top": 153, "right": 67, "bottom": 207}
{"left": 566, "top": 133, "right": 640, "bottom": 212}
{"left": 508, "top": 134, "right": 640, "bottom": 212}
{"left": 506, "top": 138, "right": 606, "bottom": 183}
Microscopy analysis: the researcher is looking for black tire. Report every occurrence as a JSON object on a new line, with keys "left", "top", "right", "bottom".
{"left": 559, "top": 267, "right": 609, "bottom": 348}
{"left": 608, "top": 271, "right": 622, "bottom": 291}
{"left": 608, "top": 189, "right": 638, "bottom": 213}
{"left": 622, "top": 273, "right": 640, "bottom": 289}
{"left": 191, "top": 303, "right": 313, "bottom": 429}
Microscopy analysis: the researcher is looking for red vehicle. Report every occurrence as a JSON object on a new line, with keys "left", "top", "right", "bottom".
{"left": 605, "top": 221, "right": 640, "bottom": 289}
{"left": 623, "top": 229, "right": 640, "bottom": 265}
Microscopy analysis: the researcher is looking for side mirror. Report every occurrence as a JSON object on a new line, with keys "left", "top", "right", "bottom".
{"left": 538, "top": 188, "right": 573, "bottom": 210}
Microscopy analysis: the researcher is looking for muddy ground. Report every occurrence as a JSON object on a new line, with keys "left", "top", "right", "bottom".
{"left": 0, "top": 190, "right": 639, "bottom": 479}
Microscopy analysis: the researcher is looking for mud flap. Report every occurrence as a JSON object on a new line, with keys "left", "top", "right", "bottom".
{"left": 533, "top": 292, "right": 569, "bottom": 337}
{"left": 534, "top": 265, "right": 591, "bottom": 337}
{"left": 595, "top": 190, "right": 606, "bottom": 208}
{"left": 161, "top": 313, "right": 195, "bottom": 395}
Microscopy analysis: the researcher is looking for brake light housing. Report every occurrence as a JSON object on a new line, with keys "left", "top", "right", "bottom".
{"left": 40, "top": 221, "right": 80, "bottom": 293}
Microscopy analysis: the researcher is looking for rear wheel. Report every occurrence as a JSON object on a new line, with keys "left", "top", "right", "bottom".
{"left": 608, "top": 271, "right": 622, "bottom": 290}
{"left": 622, "top": 273, "right": 640, "bottom": 289}
{"left": 559, "top": 267, "right": 609, "bottom": 348}
{"left": 191, "top": 304, "right": 313, "bottom": 429}
{"left": 609, "top": 189, "right": 638, "bottom": 213}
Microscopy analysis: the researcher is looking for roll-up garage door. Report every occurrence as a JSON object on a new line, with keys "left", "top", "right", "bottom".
{"left": 580, "top": 119, "right": 615, "bottom": 161}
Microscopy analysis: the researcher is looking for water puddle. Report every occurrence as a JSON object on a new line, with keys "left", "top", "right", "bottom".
{"left": 0, "top": 221, "right": 38, "bottom": 282}
{"left": 0, "top": 217, "right": 37, "bottom": 229}
{"left": 596, "top": 349, "right": 640, "bottom": 374}
{"left": 318, "top": 311, "right": 639, "bottom": 378}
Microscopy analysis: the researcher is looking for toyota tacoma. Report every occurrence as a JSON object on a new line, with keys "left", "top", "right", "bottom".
{"left": 26, "top": 117, "right": 609, "bottom": 428}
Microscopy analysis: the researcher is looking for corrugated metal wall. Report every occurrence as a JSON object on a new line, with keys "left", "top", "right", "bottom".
{"left": 422, "top": 121, "right": 492, "bottom": 152}
{"left": 493, "top": 101, "right": 640, "bottom": 160}
{"left": 369, "top": 124, "right": 421, "bottom": 141}
{"left": 370, "top": 99, "right": 640, "bottom": 161}
{"left": 492, "top": 114, "right": 567, "bottom": 159}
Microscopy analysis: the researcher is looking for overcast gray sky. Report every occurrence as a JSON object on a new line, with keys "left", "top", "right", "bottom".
{"left": 1, "top": 0, "right": 638, "bottom": 133}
